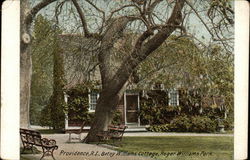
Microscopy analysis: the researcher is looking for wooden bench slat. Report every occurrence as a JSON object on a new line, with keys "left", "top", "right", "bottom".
{"left": 96, "top": 125, "right": 127, "bottom": 144}
{"left": 65, "top": 121, "right": 85, "bottom": 142}
{"left": 20, "top": 128, "right": 58, "bottom": 160}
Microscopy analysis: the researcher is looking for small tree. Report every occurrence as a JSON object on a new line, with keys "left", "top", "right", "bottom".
{"left": 50, "top": 30, "right": 66, "bottom": 129}
{"left": 30, "top": 15, "right": 54, "bottom": 125}
{"left": 65, "top": 84, "right": 94, "bottom": 126}
{"left": 33, "top": 16, "right": 66, "bottom": 129}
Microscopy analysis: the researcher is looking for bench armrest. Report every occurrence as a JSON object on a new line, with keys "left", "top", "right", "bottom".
{"left": 42, "top": 138, "right": 57, "bottom": 146}
{"left": 110, "top": 131, "right": 122, "bottom": 137}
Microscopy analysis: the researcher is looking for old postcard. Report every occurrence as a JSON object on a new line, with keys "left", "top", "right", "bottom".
{"left": 0, "top": 0, "right": 249, "bottom": 160}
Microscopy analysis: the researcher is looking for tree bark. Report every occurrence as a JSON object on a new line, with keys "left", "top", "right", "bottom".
{"left": 20, "top": 0, "right": 57, "bottom": 128}
{"left": 84, "top": 83, "right": 126, "bottom": 142}
{"left": 20, "top": 46, "right": 32, "bottom": 128}
{"left": 20, "top": 0, "right": 32, "bottom": 128}
{"left": 98, "top": 17, "right": 133, "bottom": 87}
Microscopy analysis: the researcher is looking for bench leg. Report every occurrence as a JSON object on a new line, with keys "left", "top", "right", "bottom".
{"left": 22, "top": 143, "right": 33, "bottom": 153}
{"left": 51, "top": 148, "right": 56, "bottom": 160}
{"left": 40, "top": 147, "right": 45, "bottom": 160}
{"left": 31, "top": 145, "right": 34, "bottom": 154}
{"left": 40, "top": 147, "right": 57, "bottom": 160}
{"left": 68, "top": 133, "right": 71, "bottom": 142}
{"left": 21, "top": 142, "right": 27, "bottom": 153}
{"left": 79, "top": 133, "right": 81, "bottom": 141}
{"left": 21, "top": 146, "right": 26, "bottom": 153}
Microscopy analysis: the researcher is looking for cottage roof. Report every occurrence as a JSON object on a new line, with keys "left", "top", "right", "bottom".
{"left": 58, "top": 34, "right": 100, "bottom": 89}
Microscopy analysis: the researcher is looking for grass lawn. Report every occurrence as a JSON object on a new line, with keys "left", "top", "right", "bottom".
{"left": 114, "top": 136, "right": 233, "bottom": 160}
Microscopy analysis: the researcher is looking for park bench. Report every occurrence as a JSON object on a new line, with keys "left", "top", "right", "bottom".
{"left": 65, "top": 121, "right": 85, "bottom": 142}
{"left": 96, "top": 124, "right": 127, "bottom": 144}
{"left": 20, "top": 128, "right": 58, "bottom": 160}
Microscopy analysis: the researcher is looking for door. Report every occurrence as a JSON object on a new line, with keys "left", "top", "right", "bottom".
{"left": 126, "top": 95, "right": 139, "bottom": 123}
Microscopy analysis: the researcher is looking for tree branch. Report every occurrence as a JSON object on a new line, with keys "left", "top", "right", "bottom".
{"left": 84, "top": 0, "right": 106, "bottom": 33}
{"left": 71, "top": 0, "right": 102, "bottom": 39}
{"left": 183, "top": 0, "right": 215, "bottom": 39}
{"left": 25, "top": 0, "right": 57, "bottom": 25}
{"left": 147, "top": 0, "right": 163, "bottom": 13}
{"left": 85, "top": 0, "right": 105, "bottom": 16}
{"left": 98, "top": 16, "right": 137, "bottom": 87}
{"left": 140, "top": 0, "right": 185, "bottom": 56}
{"left": 71, "top": 0, "right": 90, "bottom": 37}
{"left": 54, "top": 1, "right": 67, "bottom": 25}
{"left": 107, "top": 4, "right": 141, "bottom": 22}
{"left": 106, "top": 0, "right": 186, "bottom": 93}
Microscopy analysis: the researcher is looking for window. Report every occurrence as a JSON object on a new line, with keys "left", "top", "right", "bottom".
{"left": 89, "top": 92, "right": 99, "bottom": 111}
{"left": 168, "top": 89, "right": 179, "bottom": 106}
{"left": 152, "top": 83, "right": 165, "bottom": 90}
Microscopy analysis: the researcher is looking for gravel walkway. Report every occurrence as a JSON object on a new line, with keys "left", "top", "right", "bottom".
{"left": 21, "top": 132, "right": 233, "bottom": 160}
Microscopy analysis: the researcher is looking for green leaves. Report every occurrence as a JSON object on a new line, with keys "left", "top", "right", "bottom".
{"left": 148, "top": 115, "right": 217, "bottom": 133}
{"left": 30, "top": 15, "right": 55, "bottom": 125}
{"left": 65, "top": 84, "right": 93, "bottom": 124}
{"left": 31, "top": 15, "right": 66, "bottom": 128}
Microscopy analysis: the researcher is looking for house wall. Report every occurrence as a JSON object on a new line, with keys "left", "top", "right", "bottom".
{"left": 65, "top": 90, "right": 141, "bottom": 128}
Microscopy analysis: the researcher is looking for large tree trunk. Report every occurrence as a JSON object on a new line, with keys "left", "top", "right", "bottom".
{"left": 84, "top": 17, "right": 132, "bottom": 142}
{"left": 20, "top": 46, "right": 32, "bottom": 128}
{"left": 20, "top": 0, "right": 32, "bottom": 128}
{"left": 84, "top": 83, "right": 126, "bottom": 142}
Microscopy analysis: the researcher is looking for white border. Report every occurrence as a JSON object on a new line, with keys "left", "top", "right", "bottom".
{"left": 1, "top": 0, "right": 20, "bottom": 159}
{"left": 234, "top": 1, "right": 249, "bottom": 159}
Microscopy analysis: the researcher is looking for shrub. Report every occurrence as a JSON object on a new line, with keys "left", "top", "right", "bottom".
{"left": 169, "top": 115, "right": 192, "bottom": 132}
{"left": 190, "top": 116, "right": 217, "bottom": 133}
{"left": 148, "top": 115, "right": 217, "bottom": 133}
{"left": 139, "top": 91, "right": 181, "bottom": 125}
{"left": 147, "top": 124, "right": 171, "bottom": 132}
{"left": 40, "top": 104, "right": 53, "bottom": 127}
{"left": 65, "top": 84, "right": 93, "bottom": 126}
{"left": 40, "top": 96, "right": 65, "bottom": 129}
{"left": 139, "top": 89, "right": 232, "bottom": 128}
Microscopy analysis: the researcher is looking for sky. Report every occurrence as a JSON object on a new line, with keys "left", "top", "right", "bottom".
{"left": 29, "top": 0, "right": 234, "bottom": 51}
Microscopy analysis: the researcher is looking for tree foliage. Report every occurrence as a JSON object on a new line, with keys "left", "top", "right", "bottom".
{"left": 136, "top": 36, "right": 233, "bottom": 114}
{"left": 31, "top": 15, "right": 66, "bottom": 129}
{"left": 49, "top": 27, "right": 66, "bottom": 129}
{"left": 30, "top": 15, "right": 55, "bottom": 125}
